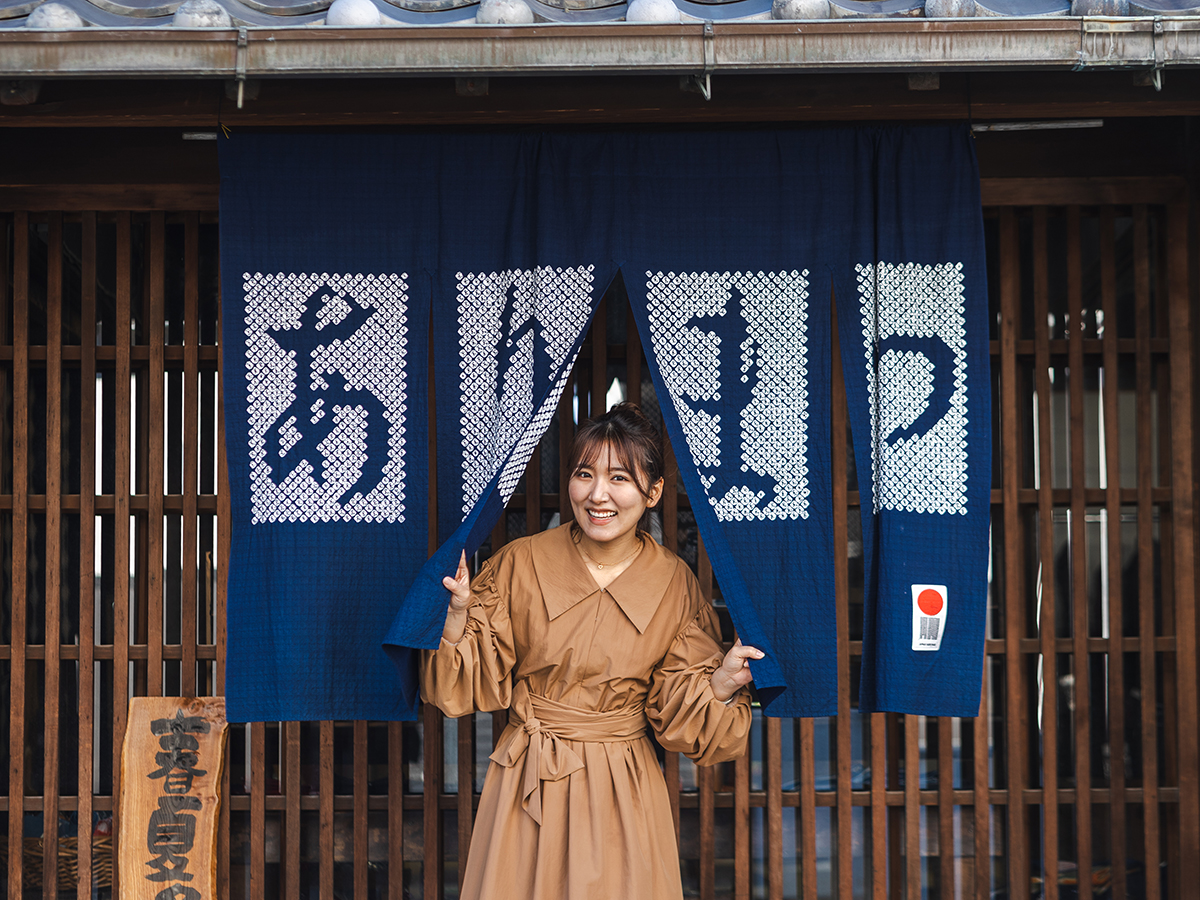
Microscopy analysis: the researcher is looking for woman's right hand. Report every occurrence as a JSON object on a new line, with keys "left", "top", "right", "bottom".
{"left": 443, "top": 550, "right": 472, "bottom": 611}
{"left": 441, "top": 550, "right": 471, "bottom": 644}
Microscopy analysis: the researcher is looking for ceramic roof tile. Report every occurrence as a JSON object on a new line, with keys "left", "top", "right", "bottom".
{"left": 4, "top": 0, "right": 1165, "bottom": 24}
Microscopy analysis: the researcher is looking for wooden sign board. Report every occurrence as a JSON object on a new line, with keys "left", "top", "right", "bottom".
{"left": 118, "top": 697, "right": 229, "bottom": 900}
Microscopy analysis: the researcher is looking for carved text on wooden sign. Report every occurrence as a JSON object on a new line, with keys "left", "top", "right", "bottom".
{"left": 118, "top": 697, "right": 229, "bottom": 900}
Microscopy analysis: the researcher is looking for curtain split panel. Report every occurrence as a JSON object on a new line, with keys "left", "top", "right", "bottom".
{"left": 218, "top": 128, "right": 990, "bottom": 723}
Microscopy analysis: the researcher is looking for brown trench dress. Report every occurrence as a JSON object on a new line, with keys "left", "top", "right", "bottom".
{"left": 421, "top": 523, "right": 752, "bottom": 900}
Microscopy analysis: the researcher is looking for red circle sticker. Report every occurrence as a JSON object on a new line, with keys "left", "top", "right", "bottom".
{"left": 918, "top": 589, "right": 944, "bottom": 616}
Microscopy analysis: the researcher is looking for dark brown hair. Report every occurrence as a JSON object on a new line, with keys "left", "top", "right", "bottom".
{"left": 568, "top": 402, "right": 665, "bottom": 501}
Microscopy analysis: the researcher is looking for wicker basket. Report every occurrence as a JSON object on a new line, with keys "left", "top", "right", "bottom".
{"left": 0, "top": 834, "right": 113, "bottom": 891}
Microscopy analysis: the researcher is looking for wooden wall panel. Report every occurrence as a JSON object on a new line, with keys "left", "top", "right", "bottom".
{"left": 0, "top": 181, "right": 1195, "bottom": 900}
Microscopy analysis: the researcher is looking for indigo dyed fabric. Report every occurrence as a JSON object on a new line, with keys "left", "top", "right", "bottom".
{"left": 833, "top": 125, "right": 992, "bottom": 717}
{"left": 219, "top": 135, "right": 433, "bottom": 722}
{"left": 384, "top": 137, "right": 619, "bottom": 706}
{"left": 221, "top": 128, "right": 990, "bottom": 722}
{"left": 619, "top": 130, "right": 871, "bottom": 717}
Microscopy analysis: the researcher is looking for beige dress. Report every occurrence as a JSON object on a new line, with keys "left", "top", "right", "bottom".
{"left": 421, "top": 523, "right": 752, "bottom": 900}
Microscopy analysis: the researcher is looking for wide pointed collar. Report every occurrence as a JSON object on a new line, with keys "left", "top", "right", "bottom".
{"left": 531, "top": 523, "right": 678, "bottom": 634}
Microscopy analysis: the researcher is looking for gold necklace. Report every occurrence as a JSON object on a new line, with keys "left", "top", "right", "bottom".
{"left": 574, "top": 531, "right": 644, "bottom": 570}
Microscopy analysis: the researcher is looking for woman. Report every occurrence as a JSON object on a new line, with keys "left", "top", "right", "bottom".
{"left": 422, "top": 402, "right": 763, "bottom": 900}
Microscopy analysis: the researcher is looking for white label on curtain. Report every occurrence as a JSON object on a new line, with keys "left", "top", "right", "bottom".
{"left": 644, "top": 270, "right": 812, "bottom": 522}
{"left": 911, "top": 584, "right": 948, "bottom": 651}
{"left": 857, "top": 262, "right": 969, "bottom": 516}
{"left": 457, "top": 266, "right": 596, "bottom": 517}
{"left": 243, "top": 272, "right": 410, "bottom": 525}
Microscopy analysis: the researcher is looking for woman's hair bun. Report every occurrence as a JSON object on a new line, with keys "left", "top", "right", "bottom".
{"left": 607, "top": 401, "right": 650, "bottom": 422}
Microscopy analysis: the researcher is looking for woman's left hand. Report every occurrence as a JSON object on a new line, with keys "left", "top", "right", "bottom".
{"left": 711, "top": 638, "right": 764, "bottom": 702}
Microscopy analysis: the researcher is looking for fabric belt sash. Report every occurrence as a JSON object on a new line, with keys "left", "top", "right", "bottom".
{"left": 489, "top": 683, "right": 648, "bottom": 825}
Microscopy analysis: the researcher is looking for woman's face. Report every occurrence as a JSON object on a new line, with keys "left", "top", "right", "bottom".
{"left": 569, "top": 444, "right": 664, "bottom": 547}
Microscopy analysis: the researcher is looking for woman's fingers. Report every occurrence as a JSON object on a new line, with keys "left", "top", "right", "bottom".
{"left": 443, "top": 550, "right": 472, "bottom": 611}
{"left": 724, "top": 642, "right": 765, "bottom": 670}
{"left": 710, "top": 640, "right": 764, "bottom": 696}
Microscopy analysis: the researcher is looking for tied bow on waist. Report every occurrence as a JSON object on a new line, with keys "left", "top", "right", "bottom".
{"left": 489, "top": 682, "right": 648, "bottom": 825}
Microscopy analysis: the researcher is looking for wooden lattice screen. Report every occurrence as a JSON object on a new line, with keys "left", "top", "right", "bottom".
{"left": 0, "top": 178, "right": 1196, "bottom": 900}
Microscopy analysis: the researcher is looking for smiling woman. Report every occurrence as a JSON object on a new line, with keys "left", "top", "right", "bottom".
{"left": 421, "top": 402, "right": 763, "bottom": 900}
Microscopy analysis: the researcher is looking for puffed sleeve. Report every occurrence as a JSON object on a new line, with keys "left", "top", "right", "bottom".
{"left": 647, "top": 588, "right": 752, "bottom": 766}
{"left": 420, "top": 559, "right": 516, "bottom": 718}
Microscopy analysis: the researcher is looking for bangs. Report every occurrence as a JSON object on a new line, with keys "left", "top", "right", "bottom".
{"left": 569, "top": 428, "right": 654, "bottom": 498}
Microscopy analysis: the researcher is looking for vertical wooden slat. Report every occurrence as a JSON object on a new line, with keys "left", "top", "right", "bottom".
{"left": 457, "top": 714, "right": 473, "bottom": 890}
{"left": 831, "top": 289, "right": 854, "bottom": 900}
{"left": 76, "top": 210, "right": 97, "bottom": 900}
{"left": 591, "top": 295, "right": 607, "bottom": 418}
{"left": 112, "top": 212, "right": 133, "bottom": 896}
{"left": 42, "top": 212, "right": 63, "bottom": 900}
{"left": 489, "top": 505, "right": 506, "bottom": 558}
{"left": 320, "top": 720, "right": 336, "bottom": 900}
{"left": 7, "top": 211, "right": 28, "bottom": 900}
{"left": 182, "top": 212, "right": 200, "bottom": 693}
{"left": 871, "top": 712, "right": 887, "bottom": 900}
{"left": 1165, "top": 199, "right": 1200, "bottom": 893}
{"left": 698, "top": 761, "right": 714, "bottom": 900}
{"left": 388, "top": 720, "right": 405, "bottom": 900}
{"left": 799, "top": 717, "right": 817, "bottom": 900}
{"left": 626, "top": 306, "right": 643, "bottom": 408}
{"left": 463, "top": 741, "right": 483, "bottom": 875}
{"left": 974, "top": 675, "right": 990, "bottom": 900}
{"left": 886, "top": 714, "right": 902, "bottom": 900}
{"left": 999, "top": 207, "right": 1029, "bottom": 900}
{"left": 1032, "top": 206, "right": 1060, "bottom": 900}
{"left": 423, "top": 701, "right": 444, "bottom": 900}
{"left": 527, "top": 445, "right": 542, "bottom": 534}
{"left": 720, "top": 573, "right": 751, "bottom": 900}
{"left": 1151, "top": 211, "right": 1179, "bottom": 900}
{"left": 1132, "top": 204, "right": 1161, "bottom": 900}
{"left": 217, "top": 273, "right": 231, "bottom": 696}
{"left": 217, "top": 754, "right": 231, "bottom": 899}
{"left": 216, "top": 304, "right": 231, "bottom": 896}
{"left": 1065, "top": 205, "right": 1093, "bottom": 900}
{"left": 0, "top": 214, "right": 7, "bottom": 883}
{"left": 284, "top": 720, "right": 302, "bottom": 900}
{"left": 1099, "top": 208, "right": 1127, "bottom": 899}
{"left": 250, "top": 721, "right": 267, "bottom": 900}
{"left": 147, "top": 212, "right": 166, "bottom": 696}
{"left": 766, "top": 716, "right": 783, "bottom": 900}
{"left": 0, "top": 217, "right": 5, "bottom": 500}
{"left": 903, "top": 716, "right": 919, "bottom": 900}
{"left": 936, "top": 718, "right": 954, "bottom": 900}
{"left": 355, "top": 719, "right": 370, "bottom": 900}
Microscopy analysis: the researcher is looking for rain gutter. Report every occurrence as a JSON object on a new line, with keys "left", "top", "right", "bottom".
{"left": 1, "top": 17, "right": 1199, "bottom": 78}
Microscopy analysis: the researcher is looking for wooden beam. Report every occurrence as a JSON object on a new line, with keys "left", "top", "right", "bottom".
{"left": 0, "top": 72, "right": 1198, "bottom": 129}
{"left": 0, "top": 176, "right": 1187, "bottom": 214}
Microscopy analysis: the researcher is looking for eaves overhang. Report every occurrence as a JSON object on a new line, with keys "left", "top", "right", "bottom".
{"left": 1, "top": 18, "right": 1200, "bottom": 78}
